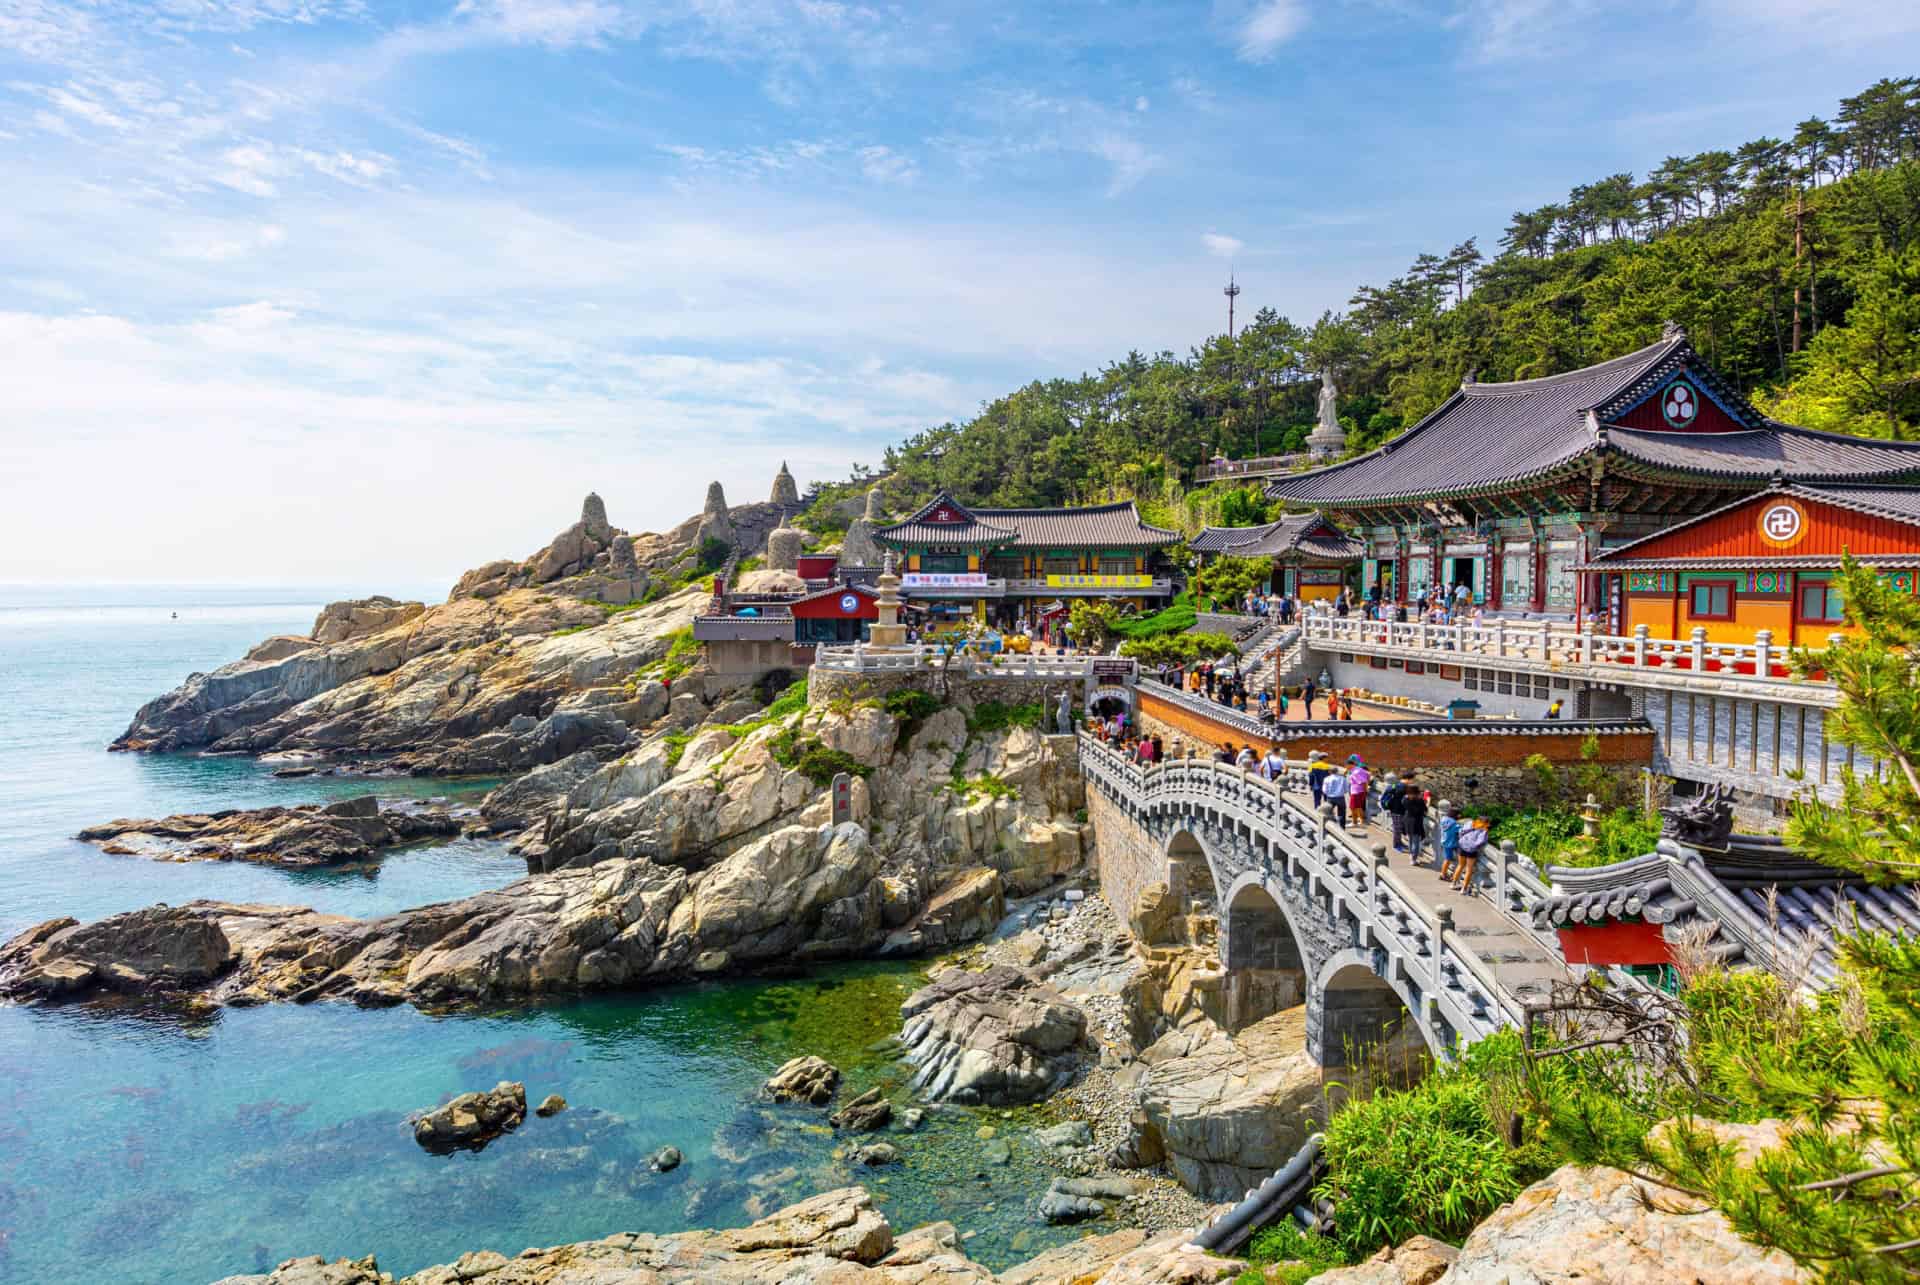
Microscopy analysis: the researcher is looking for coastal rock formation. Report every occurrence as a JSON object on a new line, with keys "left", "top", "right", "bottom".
{"left": 766, "top": 1055, "right": 841, "bottom": 1105}
{"left": 1305, "top": 1236, "right": 1457, "bottom": 1284}
{"left": 113, "top": 484, "right": 807, "bottom": 765}
{"left": 0, "top": 904, "right": 237, "bottom": 999}
{"left": 412, "top": 1081, "right": 527, "bottom": 1152}
{"left": 898, "top": 966, "right": 1088, "bottom": 1105}
{"left": 208, "top": 1185, "right": 1246, "bottom": 1285}
{"left": 1, "top": 822, "right": 893, "bottom": 1009}
{"left": 1136, "top": 1009, "right": 1324, "bottom": 1201}
{"left": 1441, "top": 1162, "right": 1810, "bottom": 1283}
{"left": 112, "top": 579, "right": 701, "bottom": 765}
{"left": 76, "top": 797, "right": 461, "bottom": 868}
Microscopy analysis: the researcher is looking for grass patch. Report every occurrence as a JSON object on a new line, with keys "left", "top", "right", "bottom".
{"left": 550, "top": 623, "right": 593, "bottom": 637}
{"left": 627, "top": 627, "right": 700, "bottom": 688}
{"left": 883, "top": 689, "right": 944, "bottom": 736}
{"left": 1237, "top": 1221, "right": 1352, "bottom": 1284}
{"left": 945, "top": 773, "right": 1017, "bottom": 801}
{"left": 663, "top": 730, "right": 695, "bottom": 768}
{"left": 1111, "top": 591, "right": 1198, "bottom": 640}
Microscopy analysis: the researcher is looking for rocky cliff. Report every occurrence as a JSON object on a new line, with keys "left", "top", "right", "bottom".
{"left": 16, "top": 699, "right": 1089, "bottom": 1008}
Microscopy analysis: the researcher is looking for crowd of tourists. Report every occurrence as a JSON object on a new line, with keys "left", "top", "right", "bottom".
{"left": 1301, "top": 751, "right": 1493, "bottom": 893}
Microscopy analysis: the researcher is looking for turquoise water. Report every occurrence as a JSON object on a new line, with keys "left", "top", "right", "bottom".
{"left": 0, "top": 589, "right": 1076, "bottom": 1282}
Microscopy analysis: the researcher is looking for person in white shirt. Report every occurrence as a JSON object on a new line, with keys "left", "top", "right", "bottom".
{"left": 1319, "top": 767, "right": 1348, "bottom": 826}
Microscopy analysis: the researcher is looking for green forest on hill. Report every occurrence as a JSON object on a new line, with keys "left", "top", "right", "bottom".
{"left": 799, "top": 76, "right": 1920, "bottom": 537}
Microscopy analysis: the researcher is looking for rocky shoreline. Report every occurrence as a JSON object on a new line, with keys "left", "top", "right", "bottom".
{"left": 76, "top": 796, "right": 468, "bottom": 868}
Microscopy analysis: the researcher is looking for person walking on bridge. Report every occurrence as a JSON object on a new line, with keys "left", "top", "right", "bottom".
{"left": 1402, "top": 781, "right": 1430, "bottom": 865}
{"left": 1346, "top": 756, "right": 1372, "bottom": 830}
{"left": 1307, "top": 750, "right": 1330, "bottom": 809}
{"left": 1320, "top": 763, "right": 1347, "bottom": 828}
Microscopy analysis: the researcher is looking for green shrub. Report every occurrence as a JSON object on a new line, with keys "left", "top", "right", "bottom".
{"left": 966, "top": 700, "right": 1044, "bottom": 734}
{"left": 1111, "top": 592, "right": 1198, "bottom": 640}
{"left": 1119, "top": 630, "right": 1240, "bottom": 667}
{"left": 768, "top": 724, "right": 874, "bottom": 785}
{"left": 883, "top": 689, "right": 944, "bottom": 735}
{"left": 1483, "top": 804, "right": 1660, "bottom": 869}
{"left": 1243, "top": 1220, "right": 1351, "bottom": 1282}
{"left": 1317, "top": 1047, "right": 1538, "bottom": 1257}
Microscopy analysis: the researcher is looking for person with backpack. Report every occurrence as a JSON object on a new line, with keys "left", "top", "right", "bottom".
{"left": 1453, "top": 817, "right": 1491, "bottom": 892}
{"left": 1402, "top": 781, "right": 1430, "bottom": 865}
{"left": 1258, "top": 745, "right": 1287, "bottom": 782}
{"left": 1320, "top": 763, "right": 1348, "bottom": 827}
{"left": 1436, "top": 800, "right": 1462, "bottom": 879}
{"left": 1380, "top": 773, "right": 1406, "bottom": 851}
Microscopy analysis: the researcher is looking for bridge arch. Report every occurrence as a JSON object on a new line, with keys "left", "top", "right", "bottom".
{"left": 1165, "top": 828, "right": 1218, "bottom": 910}
{"left": 1217, "top": 869, "right": 1311, "bottom": 1032}
{"left": 1311, "top": 947, "right": 1445, "bottom": 1074}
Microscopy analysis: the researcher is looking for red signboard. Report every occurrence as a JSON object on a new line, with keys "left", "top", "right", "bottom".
{"left": 791, "top": 586, "right": 879, "bottom": 620}
{"left": 1556, "top": 920, "right": 1672, "bottom": 967}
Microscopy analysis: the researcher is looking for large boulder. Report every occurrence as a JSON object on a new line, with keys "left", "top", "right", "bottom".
{"left": 1137, "top": 1009, "right": 1324, "bottom": 1200}
{"left": 411, "top": 1080, "right": 527, "bottom": 1153}
{"left": 898, "top": 966, "right": 1087, "bottom": 1106}
{"left": 0, "top": 905, "right": 237, "bottom": 999}
{"left": 311, "top": 597, "right": 424, "bottom": 645}
{"left": 1442, "top": 1162, "right": 1810, "bottom": 1284}
{"left": 765, "top": 1055, "right": 840, "bottom": 1106}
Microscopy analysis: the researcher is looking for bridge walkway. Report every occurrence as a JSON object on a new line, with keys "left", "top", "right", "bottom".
{"left": 1318, "top": 799, "right": 1570, "bottom": 1013}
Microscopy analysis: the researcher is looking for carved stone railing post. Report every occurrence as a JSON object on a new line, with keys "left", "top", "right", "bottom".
{"left": 1493, "top": 619, "right": 1507, "bottom": 659}
{"left": 1497, "top": 839, "right": 1515, "bottom": 913}
{"left": 1753, "top": 629, "right": 1772, "bottom": 678}
{"left": 1632, "top": 623, "right": 1649, "bottom": 667}
{"left": 1690, "top": 626, "right": 1707, "bottom": 671}
{"left": 1434, "top": 906, "right": 1454, "bottom": 992}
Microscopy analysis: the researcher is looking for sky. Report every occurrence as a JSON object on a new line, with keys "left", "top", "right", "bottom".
{"left": 3, "top": 1, "right": 1919, "bottom": 592}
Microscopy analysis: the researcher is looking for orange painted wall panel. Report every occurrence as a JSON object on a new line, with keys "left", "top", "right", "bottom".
{"left": 1618, "top": 494, "right": 1920, "bottom": 562}
{"left": 1626, "top": 594, "right": 1678, "bottom": 637}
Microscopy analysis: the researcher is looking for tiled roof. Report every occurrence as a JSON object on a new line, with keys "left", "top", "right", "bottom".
{"left": 875, "top": 494, "right": 1177, "bottom": 551}
{"left": 1266, "top": 335, "right": 1920, "bottom": 510}
{"left": 1533, "top": 840, "right": 1920, "bottom": 988}
{"left": 971, "top": 501, "right": 1179, "bottom": 550}
{"left": 1801, "top": 483, "right": 1920, "bottom": 523}
{"left": 1605, "top": 426, "right": 1920, "bottom": 483}
{"left": 873, "top": 495, "right": 1020, "bottom": 548}
{"left": 1191, "top": 522, "right": 1278, "bottom": 553}
{"left": 1219, "top": 513, "right": 1364, "bottom": 561}
{"left": 1267, "top": 336, "right": 1685, "bottom": 507}
{"left": 1580, "top": 554, "right": 1920, "bottom": 571}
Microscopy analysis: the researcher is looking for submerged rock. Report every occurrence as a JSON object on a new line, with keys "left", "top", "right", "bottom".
{"left": 212, "top": 1184, "right": 1246, "bottom": 1285}
{"left": 829, "top": 1087, "right": 892, "bottom": 1133}
{"left": 898, "top": 966, "right": 1087, "bottom": 1106}
{"left": 649, "top": 1145, "right": 684, "bottom": 1173}
{"left": 411, "top": 1081, "right": 526, "bottom": 1153}
{"left": 765, "top": 1055, "right": 841, "bottom": 1106}
{"left": 76, "top": 798, "right": 461, "bottom": 868}
{"left": 852, "top": 1141, "right": 899, "bottom": 1167}
{"left": 534, "top": 1094, "right": 567, "bottom": 1118}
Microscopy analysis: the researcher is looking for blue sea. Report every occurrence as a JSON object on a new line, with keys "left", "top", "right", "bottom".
{"left": 0, "top": 588, "right": 1070, "bottom": 1284}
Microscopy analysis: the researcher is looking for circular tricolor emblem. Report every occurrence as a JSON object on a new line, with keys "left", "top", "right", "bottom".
{"left": 1758, "top": 501, "right": 1806, "bottom": 548}
{"left": 1660, "top": 380, "right": 1699, "bottom": 428}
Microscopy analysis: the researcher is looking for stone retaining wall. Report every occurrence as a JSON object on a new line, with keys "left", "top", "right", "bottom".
{"left": 1087, "top": 785, "right": 1162, "bottom": 929}
{"left": 807, "top": 667, "right": 1084, "bottom": 719}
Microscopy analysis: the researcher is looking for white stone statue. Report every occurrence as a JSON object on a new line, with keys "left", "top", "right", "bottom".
{"left": 1316, "top": 370, "right": 1338, "bottom": 431}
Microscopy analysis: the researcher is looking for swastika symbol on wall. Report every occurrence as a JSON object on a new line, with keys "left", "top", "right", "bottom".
{"left": 1760, "top": 502, "right": 1804, "bottom": 546}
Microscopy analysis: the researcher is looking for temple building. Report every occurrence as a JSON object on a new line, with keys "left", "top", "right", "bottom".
{"left": 1586, "top": 483, "right": 1920, "bottom": 647}
{"left": 1189, "top": 512, "right": 1363, "bottom": 602}
{"left": 873, "top": 494, "right": 1178, "bottom": 630}
{"left": 1266, "top": 327, "right": 1920, "bottom": 627}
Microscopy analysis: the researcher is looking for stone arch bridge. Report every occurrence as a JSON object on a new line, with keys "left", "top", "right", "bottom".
{"left": 1080, "top": 735, "right": 1567, "bottom": 1066}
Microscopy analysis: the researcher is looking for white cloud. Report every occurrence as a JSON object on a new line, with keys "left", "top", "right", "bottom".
{"left": 452, "top": 0, "right": 636, "bottom": 49}
{"left": 216, "top": 143, "right": 281, "bottom": 196}
{"left": 1236, "top": 0, "right": 1307, "bottom": 61}
{"left": 1134, "top": 95, "right": 1150, "bottom": 112}
{"left": 857, "top": 144, "right": 918, "bottom": 185}
{"left": 1091, "top": 134, "right": 1161, "bottom": 195}
{"left": 1202, "top": 231, "right": 1243, "bottom": 258}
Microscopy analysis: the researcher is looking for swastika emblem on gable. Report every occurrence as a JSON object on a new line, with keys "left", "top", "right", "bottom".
{"left": 1758, "top": 501, "right": 1807, "bottom": 548}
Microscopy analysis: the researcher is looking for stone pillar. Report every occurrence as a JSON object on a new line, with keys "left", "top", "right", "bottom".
{"left": 867, "top": 554, "right": 909, "bottom": 650}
